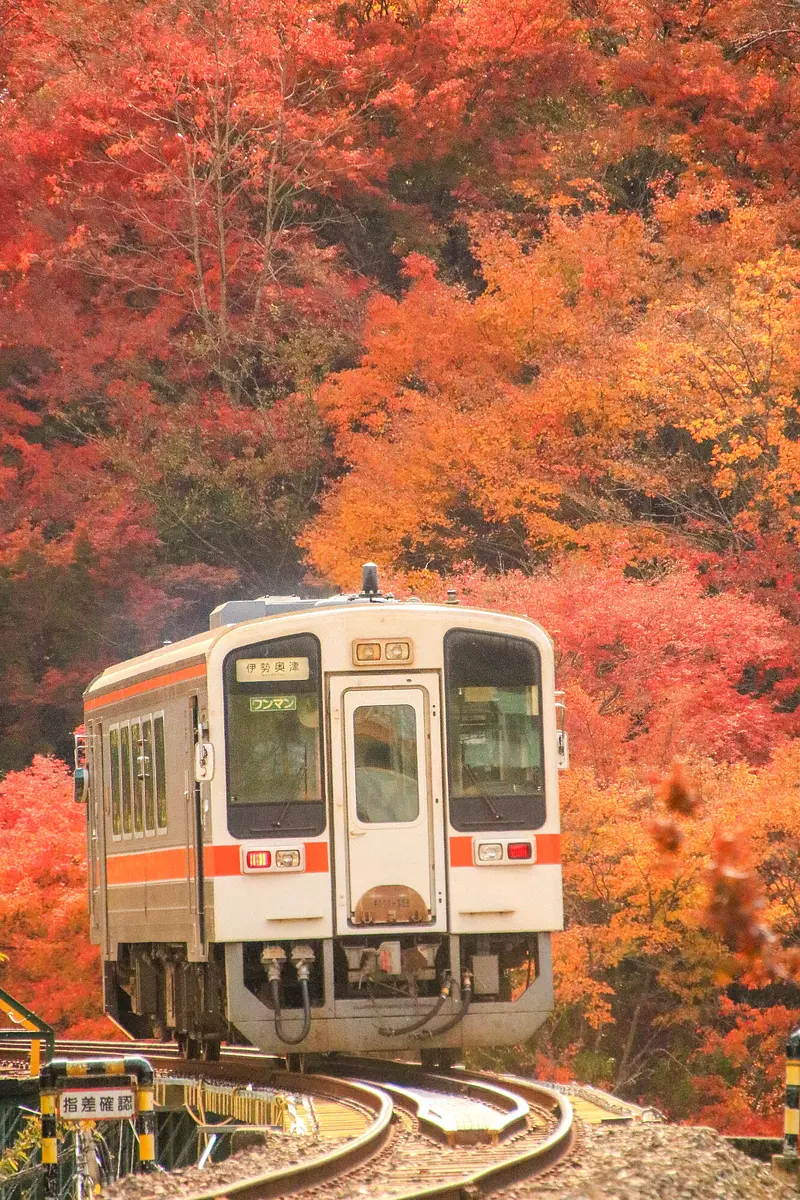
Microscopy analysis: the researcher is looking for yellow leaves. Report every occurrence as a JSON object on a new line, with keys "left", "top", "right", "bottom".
{"left": 307, "top": 173, "right": 800, "bottom": 582}
{"left": 552, "top": 926, "right": 616, "bottom": 1028}
{"left": 555, "top": 750, "right": 800, "bottom": 1039}
{"left": 644, "top": 244, "right": 800, "bottom": 535}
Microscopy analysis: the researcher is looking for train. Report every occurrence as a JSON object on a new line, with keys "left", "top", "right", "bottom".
{"left": 75, "top": 565, "right": 566, "bottom": 1064}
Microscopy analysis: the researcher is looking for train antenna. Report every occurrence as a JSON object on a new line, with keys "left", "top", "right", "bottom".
{"left": 361, "top": 562, "right": 380, "bottom": 597}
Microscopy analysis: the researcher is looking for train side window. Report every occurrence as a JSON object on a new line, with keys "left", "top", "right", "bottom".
{"left": 353, "top": 704, "right": 420, "bottom": 824}
{"left": 154, "top": 713, "right": 168, "bottom": 832}
{"left": 444, "top": 630, "right": 546, "bottom": 833}
{"left": 142, "top": 717, "right": 155, "bottom": 833}
{"left": 109, "top": 726, "right": 122, "bottom": 838}
{"left": 120, "top": 723, "right": 133, "bottom": 837}
{"left": 131, "top": 720, "right": 144, "bottom": 835}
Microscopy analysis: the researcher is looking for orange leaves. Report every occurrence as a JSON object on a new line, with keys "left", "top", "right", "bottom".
{"left": 648, "top": 760, "right": 800, "bottom": 983}
{"left": 705, "top": 831, "right": 776, "bottom": 967}
{"left": 649, "top": 762, "right": 700, "bottom": 853}
{"left": 644, "top": 243, "right": 800, "bottom": 541}
{"left": 690, "top": 1000, "right": 794, "bottom": 1135}
{"left": 0, "top": 757, "right": 107, "bottom": 1035}
{"left": 306, "top": 169, "right": 800, "bottom": 591}
{"left": 305, "top": 208, "right": 671, "bottom": 584}
{"left": 657, "top": 762, "right": 700, "bottom": 819}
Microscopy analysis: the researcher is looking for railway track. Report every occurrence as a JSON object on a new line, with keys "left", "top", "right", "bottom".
{"left": 0, "top": 1040, "right": 575, "bottom": 1199}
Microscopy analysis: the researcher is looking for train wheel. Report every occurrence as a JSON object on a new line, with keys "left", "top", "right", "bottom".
{"left": 202, "top": 1038, "right": 221, "bottom": 1062}
{"left": 186, "top": 1037, "right": 203, "bottom": 1061}
{"left": 420, "top": 1047, "right": 459, "bottom": 1070}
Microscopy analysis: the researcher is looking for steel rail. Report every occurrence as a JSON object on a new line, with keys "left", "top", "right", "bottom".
{"left": 390, "top": 1083, "right": 574, "bottom": 1200}
{"left": 1, "top": 1041, "right": 395, "bottom": 1200}
{"left": 311, "top": 1057, "right": 531, "bottom": 1144}
{"left": 173, "top": 1073, "right": 394, "bottom": 1200}
{"left": 1, "top": 1041, "right": 576, "bottom": 1198}
{"left": 311, "top": 1057, "right": 576, "bottom": 1196}
{"left": 164, "top": 1062, "right": 574, "bottom": 1200}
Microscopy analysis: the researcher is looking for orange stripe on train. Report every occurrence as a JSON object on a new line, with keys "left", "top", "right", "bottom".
{"left": 105, "top": 841, "right": 330, "bottom": 885}
{"left": 449, "top": 833, "right": 561, "bottom": 866}
{"left": 85, "top": 663, "right": 207, "bottom": 712}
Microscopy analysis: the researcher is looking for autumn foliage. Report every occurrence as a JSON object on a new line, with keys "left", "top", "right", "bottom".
{"left": 0, "top": 757, "right": 109, "bottom": 1037}
{"left": 2, "top": 0, "right": 800, "bottom": 1133}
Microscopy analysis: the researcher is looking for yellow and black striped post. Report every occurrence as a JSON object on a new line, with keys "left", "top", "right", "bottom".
{"left": 40, "top": 1055, "right": 157, "bottom": 1186}
{"left": 135, "top": 1065, "right": 156, "bottom": 1168}
{"left": 785, "top": 1027, "right": 800, "bottom": 1158}
{"left": 40, "top": 1084, "right": 59, "bottom": 1198}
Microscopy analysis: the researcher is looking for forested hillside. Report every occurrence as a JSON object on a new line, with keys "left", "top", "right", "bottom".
{"left": 1, "top": 0, "right": 798, "bottom": 1129}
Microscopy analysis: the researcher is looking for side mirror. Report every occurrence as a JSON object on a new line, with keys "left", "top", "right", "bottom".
{"left": 557, "top": 729, "right": 569, "bottom": 771}
{"left": 555, "top": 691, "right": 569, "bottom": 771}
{"left": 73, "top": 766, "right": 89, "bottom": 804}
{"left": 195, "top": 742, "right": 215, "bottom": 783}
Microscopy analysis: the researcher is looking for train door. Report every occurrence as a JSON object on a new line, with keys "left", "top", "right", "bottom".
{"left": 185, "top": 696, "right": 206, "bottom": 959}
{"left": 86, "top": 719, "right": 108, "bottom": 953}
{"left": 329, "top": 673, "right": 447, "bottom": 931}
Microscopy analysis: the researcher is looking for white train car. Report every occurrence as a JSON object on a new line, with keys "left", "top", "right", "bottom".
{"left": 78, "top": 566, "right": 565, "bottom": 1063}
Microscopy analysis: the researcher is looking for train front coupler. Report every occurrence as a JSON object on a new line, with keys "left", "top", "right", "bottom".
{"left": 261, "top": 944, "right": 314, "bottom": 1046}
{"left": 416, "top": 968, "right": 473, "bottom": 1040}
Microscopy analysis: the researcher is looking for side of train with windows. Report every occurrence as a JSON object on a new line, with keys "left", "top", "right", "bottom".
{"left": 77, "top": 566, "right": 566, "bottom": 1062}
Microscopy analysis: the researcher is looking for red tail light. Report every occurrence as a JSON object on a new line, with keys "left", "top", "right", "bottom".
{"left": 246, "top": 850, "right": 271, "bottom": 870}
{"left": 507, "top": 842, "right": 532, "bottom": 860}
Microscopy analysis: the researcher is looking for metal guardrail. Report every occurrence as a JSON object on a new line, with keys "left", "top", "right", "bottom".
{"left": 0, "top": 988, "right": 54, "bottom": 1077}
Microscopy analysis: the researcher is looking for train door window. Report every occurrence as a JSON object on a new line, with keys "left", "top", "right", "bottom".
{"left": 353, "top": 704, "right": 420, "bottom": 824}
{"left": 444, "top": 630, "right": 546, "bottom": 832}
{"left": 109, "top": 726, "right": 122, "bottom": 838}
{"left": 141, "top": 717, "right": 156, "bottom": 834}
{"left": 223, "top": 634, "right": 324, "bottom": 838}
{"left": 120, "top": 723, "right": 133, "bottom": 837}
{"left": 154, "top": 713, "right": 168, "bottom": 832}
{"left": 130, "top": 720, "right": 144, "bottom": 835}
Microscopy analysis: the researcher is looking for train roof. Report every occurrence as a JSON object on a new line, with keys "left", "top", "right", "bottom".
{"left": 84, "top": 586, "right": 548, "bottom": 700}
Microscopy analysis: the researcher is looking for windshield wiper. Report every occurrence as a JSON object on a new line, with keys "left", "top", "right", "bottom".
{"left": 261, "top": 762, "right": 312, "bottom": 831}
{"left": 463, "top": 764, "right": 503, "bottom": 821}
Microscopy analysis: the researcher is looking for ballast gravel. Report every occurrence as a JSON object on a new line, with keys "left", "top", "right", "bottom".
{"left": 100, "top": 1121, "right": 794, "bottom": 1199}
{"left": 102, "top": 1132, "right": 344, "bottom": 1200}
{"left": 511, "top": 1122, "right": 794, "bottom": 1200}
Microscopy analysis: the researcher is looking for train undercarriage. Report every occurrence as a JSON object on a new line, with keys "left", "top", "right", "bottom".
{"left": 106, "top": 932, "right": 554, "bottom": 1063}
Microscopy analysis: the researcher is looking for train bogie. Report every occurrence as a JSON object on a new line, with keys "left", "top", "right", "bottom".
{"left": 80, "top": 569, "right": 564, "bottom": 1059}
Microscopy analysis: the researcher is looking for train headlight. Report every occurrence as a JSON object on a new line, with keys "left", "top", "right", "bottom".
{"left": 355, "top": 642, "right": 382, "bottom": 663}
{"left": 477, "top": 843, "right": 503, "bottom": 862}
{"left": 507, "top": 842, "right": 533, "bottom": 860}
{"left": 276, "top": 849, "right": 301, "bottom": 868}
{"left": 384, "top": 641, "right": 411, "bottom": 661}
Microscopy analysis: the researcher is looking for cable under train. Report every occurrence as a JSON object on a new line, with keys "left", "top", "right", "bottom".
{"left": 75, "top": 565, "right": 566, "bottom": 1064}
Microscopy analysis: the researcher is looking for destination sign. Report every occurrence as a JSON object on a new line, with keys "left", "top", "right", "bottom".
{"left": 236, "top": 657, "right": 310, "bottom": 682}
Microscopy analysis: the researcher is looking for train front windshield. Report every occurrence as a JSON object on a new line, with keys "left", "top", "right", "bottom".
{"left": 445, "top": 630, "right": 546, "bottom": 831}
{"left": 223, "top": 634, "right": 324, "bottom": 837}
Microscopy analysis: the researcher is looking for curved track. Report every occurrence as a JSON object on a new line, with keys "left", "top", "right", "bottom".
{"left": 0, "top": 1040, "right": 575, "bottom": 1199}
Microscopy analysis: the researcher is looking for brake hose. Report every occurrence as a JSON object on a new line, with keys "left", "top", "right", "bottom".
{"left": 416, "top": 973, "right": 473, "bottom": 1040}
{"left": 378, "top": 977, "right": 452, "bottom": 1038}
{"left": 270, "top": 975, "right": 312, "bottom": 1045}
